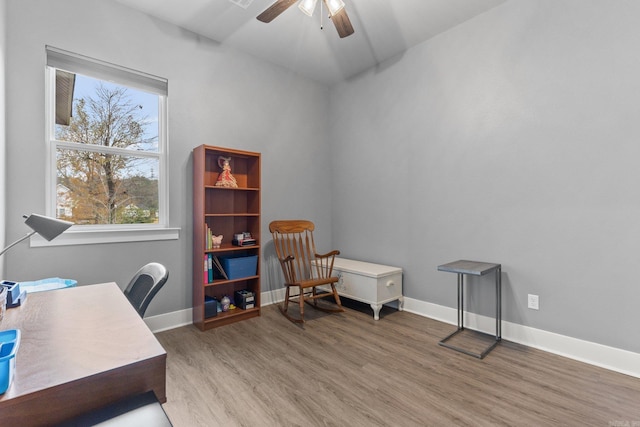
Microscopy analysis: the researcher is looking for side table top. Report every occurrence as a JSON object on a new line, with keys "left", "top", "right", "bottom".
{"left": 438, "top": 260, "right": 501, "bottom": 276}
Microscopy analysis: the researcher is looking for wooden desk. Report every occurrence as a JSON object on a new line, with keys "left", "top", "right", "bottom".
{"left": 0, "top": 282, "right": 167, "bottom": 426}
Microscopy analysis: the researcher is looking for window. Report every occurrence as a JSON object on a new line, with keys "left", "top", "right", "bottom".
{"left": 43, "top": 46, "right": 177, "bottom": 246}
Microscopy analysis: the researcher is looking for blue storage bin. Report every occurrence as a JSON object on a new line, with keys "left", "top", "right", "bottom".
{"left": 220, "top": 255, "right": 258, "bottom": 280}
{"left": 204, "top": 296, "right": 218, "bottom": 318}
{"left": 0, "top": 329, "right": 21, "bottom": 394}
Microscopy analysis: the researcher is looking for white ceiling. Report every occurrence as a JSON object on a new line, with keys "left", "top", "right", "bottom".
{"left": 114, "top": 0, "right": 506, "bottom": 85}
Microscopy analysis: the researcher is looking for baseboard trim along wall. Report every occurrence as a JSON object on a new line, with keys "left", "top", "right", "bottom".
{"left": 143, "top": 288, "right": 288, "bottom": 333}
{"left": 144, "top": 308, "right": 193, "bottom": 333}
{"left": 145, "top": 290, "right": 640, "bottom": 379}
{"left": 402, "top": 297, "right": 640, "bottom": 379}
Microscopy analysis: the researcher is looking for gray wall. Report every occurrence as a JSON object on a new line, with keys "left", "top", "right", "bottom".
{"left": 329, "top": 0, "right": 640, "bottom": 353}
{"left": 4, "top": 0, "right": 332, "bottom": 316}
{"left": 0, "top": 1, "right": 6, "bottom": 279}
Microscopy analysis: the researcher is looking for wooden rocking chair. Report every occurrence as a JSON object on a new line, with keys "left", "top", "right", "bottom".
{"left": 269, "top": 220, "right": 344, "bottom": 323}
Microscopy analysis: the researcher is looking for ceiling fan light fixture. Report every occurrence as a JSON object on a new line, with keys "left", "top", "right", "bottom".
{"left": 324, "top": 0, "right": 345, "bottom": 16}
{"left": 257, "top": 0, "right": 353, "bottom": 38}
{"left": 298, "top": 0, "right": 318, "bottom": 17}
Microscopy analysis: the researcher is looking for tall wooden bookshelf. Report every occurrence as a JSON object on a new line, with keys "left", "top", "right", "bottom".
{"left": 192, "top": 145, "right": 261, "bottom": 330}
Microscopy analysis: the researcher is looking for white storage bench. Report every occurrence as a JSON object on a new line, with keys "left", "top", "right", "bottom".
{"left": 321, "top": 258, "right": 403, "bottom": 320}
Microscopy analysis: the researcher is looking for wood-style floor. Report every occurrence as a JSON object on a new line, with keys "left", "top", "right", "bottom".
{"left": 155, "top": 301, "right": 640, "bottom": 426}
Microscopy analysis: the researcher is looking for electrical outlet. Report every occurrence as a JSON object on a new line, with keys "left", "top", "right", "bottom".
{"left": 528, "top": 294, "right": 539, "bottom": 310}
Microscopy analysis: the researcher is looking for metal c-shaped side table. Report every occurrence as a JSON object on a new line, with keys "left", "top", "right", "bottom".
{"left": 437, "top": 260, "right": 502, "bottom": 359}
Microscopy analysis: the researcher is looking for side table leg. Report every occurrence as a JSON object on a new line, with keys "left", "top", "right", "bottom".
{"left": 398, "top": 296, "right": 404, "bottom": 312}
{"left": 496, "top": 266, "right": 502, "bottom": 340}
{"left": 458, "top": 273, "right": 464, "bottom": 330}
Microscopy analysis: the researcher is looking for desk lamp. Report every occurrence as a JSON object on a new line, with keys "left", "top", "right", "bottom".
{"left": 0, "top": 214, "right": 73, "bottom": 257}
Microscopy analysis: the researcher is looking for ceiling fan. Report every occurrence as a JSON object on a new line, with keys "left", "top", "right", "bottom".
{"left": 257, "top": 0, "right": 355, "bottom": 38}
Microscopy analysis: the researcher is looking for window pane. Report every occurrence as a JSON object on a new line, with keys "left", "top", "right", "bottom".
{"left": 54, "top": 72, "right": 159, "bottom": 152}
{"left": 56, "top": 148, "right": 159, "bottom": 225}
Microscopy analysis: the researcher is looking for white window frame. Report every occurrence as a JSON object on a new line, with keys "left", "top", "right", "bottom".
{"left": 40, "top": 46, "right": 178, "bottom": 247}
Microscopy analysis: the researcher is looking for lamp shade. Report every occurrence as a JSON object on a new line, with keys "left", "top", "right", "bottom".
{"left": 23, "top": 214, "right": 73, "bottom": 241}
{"left": 324, "top": 0, "right": 345, "bottom": 16}
{"left": 299, "top": 0, "right": 318, "bottom": 16}
{"left": 0, "top": 214, "right": 74, "bottom": 257}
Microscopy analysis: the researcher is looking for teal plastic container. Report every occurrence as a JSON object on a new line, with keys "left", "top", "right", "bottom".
{"left": 0, "top": 329, "right": 21, "bottom": 394}
{"left": 19, "top": 278, "right": 77, "bottom": 293}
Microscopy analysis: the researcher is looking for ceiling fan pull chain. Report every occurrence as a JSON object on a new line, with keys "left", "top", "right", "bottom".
{"left": 320, "top": 0, "right": 324, "bottom": 30}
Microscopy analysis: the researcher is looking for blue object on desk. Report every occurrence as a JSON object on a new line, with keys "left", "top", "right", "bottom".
{"left": 0, "top": 329, "right": 21, "bottom": 394}
{"left": 19, "top": 277, "right": 77, "bottom": 293}
{"left": 0, "top": 281, "right": 27, "bottom": 308}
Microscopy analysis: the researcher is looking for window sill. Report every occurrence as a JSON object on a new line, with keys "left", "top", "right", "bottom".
{"left": 29, "top": 227, "right": 180, "bottom": 247}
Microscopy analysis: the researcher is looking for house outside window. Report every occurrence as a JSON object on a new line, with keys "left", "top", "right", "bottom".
{"left": 44, "top": 46, "right": 175, "bottom": 245}
{"left": 56, "top": 183, "right": 73, "bottom": 218}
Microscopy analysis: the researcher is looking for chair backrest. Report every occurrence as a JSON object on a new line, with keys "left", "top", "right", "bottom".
{"left": 124, "top": 262, "right": 169, "bottom": 318}
{"left": 269, "top": 220, "right": 318, "bottom": 284}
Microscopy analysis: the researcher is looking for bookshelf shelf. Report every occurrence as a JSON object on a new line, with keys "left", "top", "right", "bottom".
{"left": 202, "top": 306, "right": 260, "bottom": 328}
{"left": 205, "top": 244, "right": 260, "bottom": 254}
{"left": 204, "top": 186, "right": 259, "bottom": 191}
{"left": 192, "top": 145, "right": 261, "bottom": 331}
{"left": 204, "top": 275, "right": 260, "bottom": 287}
{"left": 204, "top": 214, "right": 260, "bottom": 217}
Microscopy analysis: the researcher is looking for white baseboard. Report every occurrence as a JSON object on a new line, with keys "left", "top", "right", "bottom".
{"left": 143, "top": 288, "right": 286, "bottom": 333}
{"left": 144, "top": 308, "right": 193, "bottom": 333}
{"left": 145, "top": 291, "right": 640, "bottom": 379}
{"left": 403, "top": 297, "right": 640, "bottom": 379}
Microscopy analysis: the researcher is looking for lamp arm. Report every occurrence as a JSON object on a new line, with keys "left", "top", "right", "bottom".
{"left": 0, "top": 231, "right": 37, "bottom": 257}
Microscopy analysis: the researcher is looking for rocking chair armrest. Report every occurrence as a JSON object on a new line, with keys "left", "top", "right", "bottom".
{"left": 315, "top": 250, "right": 340, "bottom": 260}
{"left": 279, "top": 255, "right": 296, "bottom": 268}
{"left": 279, "top": 255, "right": 298, "bottom": 283}
{"left": 313, "top": 250, "right": 340, "bottom": 278}
{"left": 281, "top": 255, "right": 296, "bottom": 263}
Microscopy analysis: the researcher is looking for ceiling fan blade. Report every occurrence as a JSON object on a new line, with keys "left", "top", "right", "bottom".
{"left": 327, "top": 4, "right": 354, "bottom": 38}
{"left": 257, "top": 0, "right": 298, "bottom": 23}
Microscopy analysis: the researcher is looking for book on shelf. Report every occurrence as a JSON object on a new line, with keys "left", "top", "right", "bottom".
{"left": 204, "top": 254, "right": 208, "bottom": 284}
{"left": 207, "top": 253, "right": 213, "bottom": 283}
{"left": 205, "top": 224, "right": 213, "bottom": 250}
{"left": 204, "top": 253, "right": 229, "bottom": 283}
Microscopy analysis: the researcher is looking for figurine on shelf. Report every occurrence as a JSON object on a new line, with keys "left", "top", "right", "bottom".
{"left": 215, "top": 156, "right": 238, "bottom": 188}
{"left": 212, "top": 234, "right": 223, "bottom": 249}
{"left": 221, "top": 295, "right": 231, "bottom": 312}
